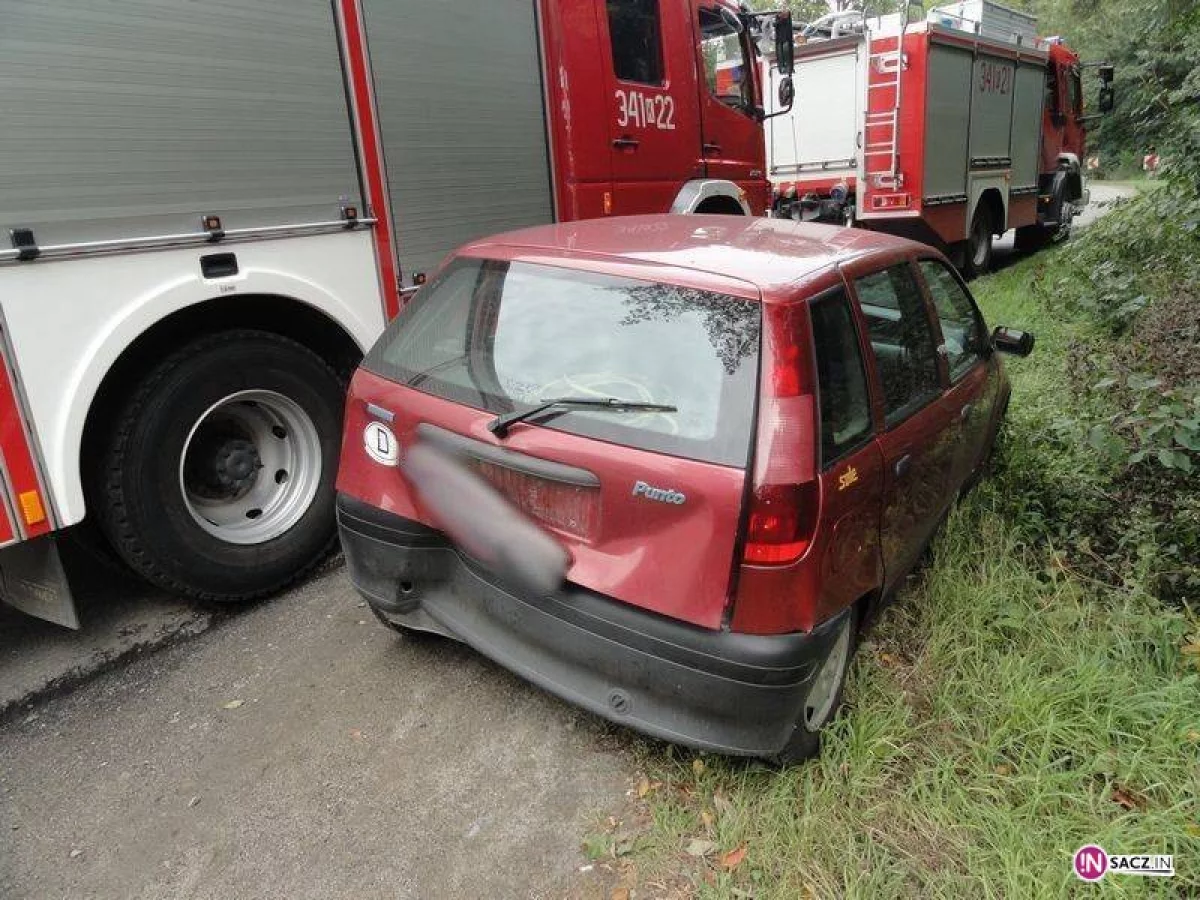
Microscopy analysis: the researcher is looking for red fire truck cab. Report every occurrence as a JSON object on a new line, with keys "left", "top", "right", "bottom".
{"left": 764, "top": 1, "right": 1114, "bottom": 276}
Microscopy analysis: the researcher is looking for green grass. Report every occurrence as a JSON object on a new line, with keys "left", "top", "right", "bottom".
{"left": 594, "top": 243, "right": 1200, "bottom": 898}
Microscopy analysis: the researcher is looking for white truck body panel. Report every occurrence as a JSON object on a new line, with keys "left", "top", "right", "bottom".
{"left": 765, "top": 42, "right": 863, "bottom": 185}
{"left": 1, "top": 232, "right": 382, "bottom": 525}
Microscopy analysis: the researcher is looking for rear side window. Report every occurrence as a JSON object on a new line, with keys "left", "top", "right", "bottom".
{"left": 809, "top": 290, "right": 873, "bottom": 467}
{"left": 919, "top": 260, "right": 986, "bottom": 381}
{"left": 854, "top": 265, "right": 941, "bottom": 425}
{"left": 366, "top": 258, "right": 760, "bottom": 466}
{"left": 607, "top": 0, "right": 664, "bottom": 85}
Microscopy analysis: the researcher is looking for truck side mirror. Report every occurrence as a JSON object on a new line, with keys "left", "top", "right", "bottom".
{"left": 775, "top": 12, "right": 795, "bottom": 76}
{"left": 1098, "top": 85, "right": 1115, "bottom": 113}
{"left": 1098, "top": 64, "right": 1114, "bottom": 84}
{"left": 992, "top": 326, "right": 1035, "bottom": 357}
{"left": 778, "top": 76, "right": 795, "bottom": 109}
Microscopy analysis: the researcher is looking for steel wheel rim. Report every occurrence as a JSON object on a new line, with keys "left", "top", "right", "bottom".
{"left": 179, "top": 390, "right": 321, "bottom": 545}
{"left": 804, "top": 617, "right": 851, "bottom": 730}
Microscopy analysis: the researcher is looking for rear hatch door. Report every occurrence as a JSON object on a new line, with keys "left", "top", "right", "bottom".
{"left": 342, "top": 255, "right": 762, "bottom": 630}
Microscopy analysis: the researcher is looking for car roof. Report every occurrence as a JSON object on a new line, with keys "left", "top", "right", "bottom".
{"left": 456, "top": 214, "right": 929, "bottom": 300}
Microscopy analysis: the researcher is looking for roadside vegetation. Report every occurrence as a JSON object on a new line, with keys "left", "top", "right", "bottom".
{"left": 578, "top": 2, "right": 1200, "bottom": 894}
{"left": 584, "top": 190, "right": 1200, "bottom": 898}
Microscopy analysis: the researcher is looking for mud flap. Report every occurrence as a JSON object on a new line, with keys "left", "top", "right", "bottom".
{"left": 0, "top": 535, "right": 80, "bottom": 629}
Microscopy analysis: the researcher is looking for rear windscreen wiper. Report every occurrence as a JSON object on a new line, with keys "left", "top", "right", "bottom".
{"left": 487, "top": 396, "right": 677, "bottom": 438}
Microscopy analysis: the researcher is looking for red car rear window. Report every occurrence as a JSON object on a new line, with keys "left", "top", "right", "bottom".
{"left": 364, "top": 257, "right": 761, "bottom": 467}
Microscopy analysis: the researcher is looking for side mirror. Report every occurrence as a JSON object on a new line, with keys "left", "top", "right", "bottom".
{"left": 775, "top": 12, "right": 795, "bottom": 76}
{"left": 778, "top": 76, "right": 795, "bottom": 109}
{"left": 1098, "top": 85, "right": 1115, "bottom": 113}
{"left": 1098, "top": 63, "right": 1115, "bottom": 85}
{"left": 992, "top": 326, "right": 1035, "bottom": 357}
{"left": 720, "top": 7, "right": 744, "bottom": 34}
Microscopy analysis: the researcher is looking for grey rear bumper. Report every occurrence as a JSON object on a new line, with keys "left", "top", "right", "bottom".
{"left": 337, "top": 494, "right": 845, "bottom": 757}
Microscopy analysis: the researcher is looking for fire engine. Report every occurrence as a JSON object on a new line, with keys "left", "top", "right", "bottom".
{"left": 0, "top": 0, "right": 795, "bottom": 626}
{"left": 763, "top": 0, "right": 1114, "bottom": 276}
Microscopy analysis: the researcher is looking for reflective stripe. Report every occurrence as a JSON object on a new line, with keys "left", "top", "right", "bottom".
{"left": 337, "top": 0, "right": 401, "bottom": 320}
{"left": 0, "top": 333, "right": 52, "bottom": 541}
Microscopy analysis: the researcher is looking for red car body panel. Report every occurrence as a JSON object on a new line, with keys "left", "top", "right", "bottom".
{"left": 340, "top": 368, "right": 749, "bottom": 629}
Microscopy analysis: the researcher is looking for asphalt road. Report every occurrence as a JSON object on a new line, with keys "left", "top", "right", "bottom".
{"left": 0, "top": 567, "right": 632, "bottom": 899}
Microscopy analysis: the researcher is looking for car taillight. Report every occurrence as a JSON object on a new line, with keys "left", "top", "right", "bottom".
{"left": 744, "top": 482, "right": 819, "bottom": 563}
{"left": 742, "top": 303, "right": 818, "bottom": 566}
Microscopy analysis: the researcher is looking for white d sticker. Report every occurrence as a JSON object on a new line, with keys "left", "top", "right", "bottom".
{"left": 363, "top": 421, "right": 399, "bottom": 467}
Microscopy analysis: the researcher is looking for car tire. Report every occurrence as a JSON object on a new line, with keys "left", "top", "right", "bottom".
{"left": 769, "top": 607, "right": 857, "bottom": 766}
{"left": 95, "top": 330, "right": 344, "bottom": 601}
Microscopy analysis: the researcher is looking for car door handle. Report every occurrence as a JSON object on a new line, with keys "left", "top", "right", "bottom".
{"left": 702, "top": 142, "right": 722, "bottom": 155}
{"left": 612, "top": 136, "right": 640, "bottom": 150}
{"left": 893, "top": 454, "right": 912, "bottom": 478}
{"left": 959, "top": 403, "right": 973, "bottom": 423}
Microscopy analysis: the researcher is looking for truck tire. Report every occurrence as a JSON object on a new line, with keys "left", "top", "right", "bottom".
{"left": 1015, "top": 174, "right": 1074, "bottom": 252}
{"left": 1050, "top": 199, "right": 1075, "bottom": 244}
{"left": 961, "top": 207, "right": 994, "bottom": 279}
{"left": 96, "top": 330, "right": 344, "bottom": 601}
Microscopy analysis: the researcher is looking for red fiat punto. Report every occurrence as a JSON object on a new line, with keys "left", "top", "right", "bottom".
{"left": 335, "top": 215, "right": 1032, "bottom": 763}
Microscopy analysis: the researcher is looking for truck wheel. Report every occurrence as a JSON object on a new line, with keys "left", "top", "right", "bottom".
{"left": 1016, "top": 180, "right": 1073, "bottom": 252}
{"left": 962, "top": 207, "right": 994, "bottom": 279}
{"left": 769, "top": 608, "right": 857, "bottom": 766}
{"left": 1049, "top": 200, "right": 1074, "bottom": 244}
{"left": 96, "top": 330, "right": 344, "bottom": 601}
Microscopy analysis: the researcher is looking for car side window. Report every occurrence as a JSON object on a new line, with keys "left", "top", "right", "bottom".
{"left": 607, "top": 0, "right": 665, "bottom": 85}
{"left": 918, "top": 260, "right": 987, "bottom": 382}
{"left": 854, "top": 264, "right": 941, "bottom": 425}
{"left": 810, "top": 289, "right": 873, "bottom": 467}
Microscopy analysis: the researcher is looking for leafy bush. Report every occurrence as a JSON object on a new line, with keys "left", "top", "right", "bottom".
{"left": 1045, "top": 190, "right": 1200, "bottom": 334}
{"left": 979, "top": 185, "right": 1200, "bottom": 603}
{"left": 1028, "top": 0, "right": 1199, "bottom": 182}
